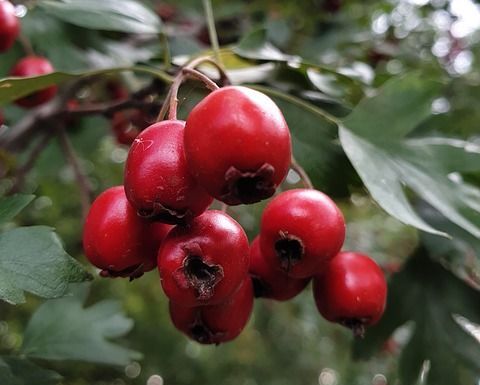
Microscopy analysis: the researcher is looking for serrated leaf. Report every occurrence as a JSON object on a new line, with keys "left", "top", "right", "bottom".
{"left": 0, "top": 226, "right": 92, "bottom": 304}
{"left": 340, "top": 72, "right": 480, "bottom": 238}
{"left": 0, "top": 195, "right": 35, "bottom": 224}
{"left": 38, "top": 0, "right": 162, "bottom": 34}
{"left": 0, "top": 66, "right": 171, "bottom": 106}
{"left": 0, "top": 357, "right": 61, "bottom": 385}
{"left": 22, "top": 284, "right": 141, "bottom": 366}
{"left": 354, "top": 250, "right": 480, "bottom": 385}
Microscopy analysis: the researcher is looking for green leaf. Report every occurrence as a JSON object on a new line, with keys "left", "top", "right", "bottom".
{"left": 235, "top": 28, "right": 297, "bottom": 62}
{"left": 0, "top": 357, "right": 62, "bottom": 385}
{"left": 22, "top": 284, "right": 141, "bottom": 366}
{"left": 342, "top": 73, "right": 441, "bottom": 140}
{"left": 405, "top": 137, "right": 480, "bottom": 174}
{"left": 340, "top": 72, "right": 480, "bottom": 238}
{"left": 235, "top": 29, "right": 365, "bottom": 105}
{"left": 38, "top": 0, "right": 162, "bottom": 34}
{"left": 0, "top": 66, "right": 171, "bottom": 106}
{"left": 354, "top": 250, "right": 480, "bottom": 385}
{"left": 0, "top": 226, "right": 92, "bottom": 304}
{"left": 0, "top": 195, "right": 35, "bottom": 224}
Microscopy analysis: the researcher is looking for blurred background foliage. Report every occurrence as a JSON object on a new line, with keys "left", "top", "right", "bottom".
{"left": 0, "top": 0, "right": 480, "bottom": 384}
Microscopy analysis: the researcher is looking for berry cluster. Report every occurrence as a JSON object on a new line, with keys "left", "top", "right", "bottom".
{"left": 0, "top": 0, "right": 57, "bottom": 110}
{"left": 1, "top": 2, "right": 145, "bottom": 146}
{"left": 83, "top": 70, "right": 387, "bottom": 344}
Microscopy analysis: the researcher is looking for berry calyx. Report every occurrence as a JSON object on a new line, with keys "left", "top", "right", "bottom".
{"left": 313, "top": 251, "right": 387, "bottom": 336}
{"left": 250, "top": 236, "right": 310, "bottom": 301}
{"left": 184, "top": 86, "right": 292, "bottom": 205}
{"left": 158, "top": 210, "right": 250, "bottom": 307}
{"left": 10, "top": 56, "right": 57, "bottom": 108}
{"left": 124, "top": 120, "right": 213, "bottom": 224}
{"left": 0, "top": 1, "right": 20, "bottom": 53}
{"left": 83, "top": 186, "right": 171, "bottom": 279}
{"left": 260, "top": 189, "right": 345, "bottom": 278}
{"left": 169, "top": 277, "right": 254, "bottom": 344}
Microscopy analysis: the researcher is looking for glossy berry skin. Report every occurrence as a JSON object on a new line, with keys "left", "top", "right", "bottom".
{"left": 250, "top": 236, "right": 310, "bottom": 301}
{"left": 260, "top": 189, "right": 345, "bottom": 279}
{"left": 83, "top": 186, "right": 172, "bottom": 279}
{"left": 10, "top": 56, "right": 57, "bottom": 108}
{"left": 0, "top": 1, "right": 20, "bottom": 52}
{"left": 124, "top": 120, "right": 213, "bottom": 224}
{"left": 169, "top": 277, "right": 254, "bottom": 344}
{"left": 158, "top": 210, "right": 249, "bottom": 307}
{"left": 313, "top": 251, "right": 387, "bottom": 336}
{"left": 184, "top": 86, "right": 291, "bottom": 205}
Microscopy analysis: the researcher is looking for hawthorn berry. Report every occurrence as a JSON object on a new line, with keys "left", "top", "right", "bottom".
{"left": 313, "top": 251, "right": 387, "bottom": 336}
{"left": 83, "top": 186, "right": 171, "bottom": 279}
{"left": 106, "top": 80, "right": 129, "bottom": 101}
{"left": 169, "top": 277, "right": 254, "bottom": 344}
{"left": 111, "top": 110, "right": 146, "bottom": 146}
{"left": 0, "top": 1, "right": 20, "bottom": 53}
{"left": 260, "top": 189, "right": 345, "bottom": 279}
{"left": 184, "top": 86, "right": 292, "bottom": 205}
{"left": 158, "top": 210, "right": 249, "bottom": 307}
{"left": 124, "top": 120, "right": 213, "bottom": 223}
{"left": 10, "top": 56, "right": 57, "bottom": 108}
{"left": 250, "top": 236, "right": 310, "bottom": 301}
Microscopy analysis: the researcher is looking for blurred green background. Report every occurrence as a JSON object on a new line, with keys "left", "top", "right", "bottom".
{"left": 1, "top": 0, "right": 480, "bottom": 384}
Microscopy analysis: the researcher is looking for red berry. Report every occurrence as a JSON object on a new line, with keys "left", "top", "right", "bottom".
{"left": 0, "top": 1, "right": 20, "bottom": 52}
{"left": 313, "top": 251, "right": 387, "bottom": 336}
{"left": 250, "top": 236, "right": 310, "bottom": 301}
{"left": 111, "top": 111, "right": 140, "bottom": 146}
{"left": 106, "top": 80, "right": 129, "bottom": 101}
{"left": 158, "top": 210, "right": 249, "bottom": 307}
{"left": 111, "top": 109, "right": 153, "bottom": 146}
{"left": 115, "top": 128, "right": 139, "bottom": 146}
{"left": 156, "top": 4, "right": 177, "bottom": 21}
{"left": 184, "top": 86, "right": 292, "bottom": 205}
{"left": 260, "top": 189, "right": 345, "bottom": 278}
{"left": 66, "top": 99, "right": 79, "bottom": 111}
{"left": 0, "top": 109, "right": 4, "bottom": 126}
{"left": 124, "top": 120, "right": 213, "bottom": 224}
{"left": 169, "top": 277, "right": 254, "bottom": 344}
{"left": 10, "top": 56, "right": 57, "bottom": 108}
{"left": 83, "top": 186, "right": 172, "bottom": 279}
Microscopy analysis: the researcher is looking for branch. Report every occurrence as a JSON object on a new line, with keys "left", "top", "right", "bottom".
{"left": 56, "top": 126, "right": 92, "bottom": 220}
{"left": 8, "top": 132, "right": 53, "bottom": 194}
{"left": 290, "top": 155, "right": 313, "bottom": 189}
{"left": 0, "top": 78, "right": 164, "bottom": 153}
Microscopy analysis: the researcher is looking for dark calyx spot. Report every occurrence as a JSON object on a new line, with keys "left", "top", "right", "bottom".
{"left": 341, "top": 318, "right": 368, "bottom": 338}
{"left": 189, "top": 319, "right": 225, "bottom": 345}
{"left": 183, "top": 255, "right": 224, "bottom": 300}
{"left": 221, "top": 163, "right": 276, "bottom": 205}
{"left": 137, "top": 202, "right": 192, "bottom": 225}
{"left": 190, "top": 323, "right": 213, "bottom": 344}
{"left": 100, "top": 263, "right": 144, "bottom": 281}
{"left": 274, "top": 234, "right": 304, "bottom": 272}
{"left": 251, "top": 276, "right": 271, "bottom": 298}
